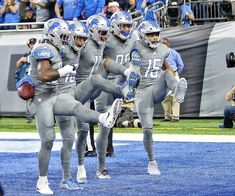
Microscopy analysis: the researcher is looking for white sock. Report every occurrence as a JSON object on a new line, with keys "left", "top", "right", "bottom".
{"left": 78, "top": 165, "right": 85, "bottom": 170}
{"left": 38, "top": 176, "right": 48, "bottom": 182}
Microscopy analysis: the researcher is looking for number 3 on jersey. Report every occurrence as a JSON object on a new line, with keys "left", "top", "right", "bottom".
{"left": 145, "top": 59, "right": 162, "bottom": 78}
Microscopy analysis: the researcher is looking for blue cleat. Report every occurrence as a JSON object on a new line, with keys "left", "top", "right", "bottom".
{"left": 130, "top": 48, "right": 141, "bottom": 67}
{"left": 120, "top": 81, "right": 135, "bottom": 100}
{"left": 128, "top": 72, "right": 140, "bottom": 89}
{"left": 124, "top": 48, "right": 141, "bottom": 92}
{"left": 60, "top": 179, "right": 82, "bottom": 190}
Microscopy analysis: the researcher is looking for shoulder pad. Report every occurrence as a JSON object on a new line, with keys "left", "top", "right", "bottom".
{"left": 32, "top": 46, "right": 54, "bottom": 60}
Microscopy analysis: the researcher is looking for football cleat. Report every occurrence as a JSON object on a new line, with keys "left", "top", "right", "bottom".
{"left": 99, "top": 98, "right": 123, "bottom": 128}
{"left": 131, "top": 48, "right": 141, "bottom": 67}
{"left": 120, "top": 81, "right": 135, "bottom": 101}
{"left": 60, "top": 179, "right": 82, "bottom": 190}
{"left": 175, "top": 78, "right": 187, "bottom": 103}
{"left": 124, "top": 48, "right": 141, "bottom": 91}
{"left": 76, "top": 165, "right": 87, "bottom": 184}
{"left": 96, "top": 169, "right": 111, "bottom": 179}
{"left": 36, "top": 179, "right": 53, "bottom": 195}
{"left": 128, "top": 72, "right": 140, "bottom": 89}
{"left": 147, "top": 160, "right": 161, "bottom": 176}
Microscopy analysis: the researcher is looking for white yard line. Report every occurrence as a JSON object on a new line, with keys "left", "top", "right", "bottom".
{"left": 1, "top": 132, "right": 235, "bottom": 143}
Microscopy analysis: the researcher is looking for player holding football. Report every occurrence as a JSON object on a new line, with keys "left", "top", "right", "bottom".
{"left": 134, "top": 20, "right": 187, "bottom": 175}
{"left": 27, "top": 18, "right": 123, "bottom": 194}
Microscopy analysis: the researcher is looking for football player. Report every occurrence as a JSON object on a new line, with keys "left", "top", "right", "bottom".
{"left": 94, "top": 11, "right": 140, "bottom": 179}
{"left": 134, "top": 20, "right": 187, "bottom": 175}
{"left": 68, "top": 15, "right": 135, "bottom": 183}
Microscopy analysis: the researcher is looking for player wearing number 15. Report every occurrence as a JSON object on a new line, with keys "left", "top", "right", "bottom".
{"left": 134, "top": 20, "right": 188, "bottom": 176}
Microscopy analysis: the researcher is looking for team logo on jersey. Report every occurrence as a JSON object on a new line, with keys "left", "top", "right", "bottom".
{"left": 37, "top": 50, "right": 51, "bottom": 57}
{"left": 33, "top": 48, "right": 54, "bottom": 59}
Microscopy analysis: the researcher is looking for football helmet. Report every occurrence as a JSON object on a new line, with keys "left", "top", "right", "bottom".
{"left": 87, "top": 15, "right": 111, "bottom": 46}
{"left": 69, "top": 21, "right": 90, "bottom": 51}
{"left": 43, "top": 18, "right": 71, "bottom": 51}
{"left": 110, "top": 11, "right": 133, "bottom": 40}
{"left": 137, "top": 20, "right": 161, "bottom": 49}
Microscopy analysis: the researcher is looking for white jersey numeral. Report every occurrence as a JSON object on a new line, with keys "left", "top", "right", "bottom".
{"left": 116, "top": 53, "right": 130, "bottom": 64}
{"left": 65, "top": 75, "right": 75, "bottom": 83}
{"left": 145, "top": 59, "right": 162, "bottom": 78}
{"left": 90, "top": 55, "right": 102, "bottom": 75}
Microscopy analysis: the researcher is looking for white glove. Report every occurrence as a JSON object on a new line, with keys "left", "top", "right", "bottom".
{"left": 57, "top": 64, "right": 76, "bottom": 77}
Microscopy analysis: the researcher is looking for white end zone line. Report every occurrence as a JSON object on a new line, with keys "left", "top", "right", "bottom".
{"left": 1, "top": 132, "right": 235, "bottom": 153}
{"left": 1, "top": 132, "right": 235, "bottom": 143}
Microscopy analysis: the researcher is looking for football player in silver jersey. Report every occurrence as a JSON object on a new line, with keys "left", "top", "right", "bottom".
{"left": 28, "top": 18, "right": 122, "bottom": 195}
{"left": 134, "top": 20, "right": 187, "bottom": 176}
{"left": 94, "top": 11, "right": 140, "bottom": 179}
{"left": 69, "top": 15, "right": 137, "bottom": 183}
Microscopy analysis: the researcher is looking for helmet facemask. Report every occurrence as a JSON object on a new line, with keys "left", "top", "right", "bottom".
{"left": 90, "top": 27, "right": 109, "bottom": 46}
{"left": 145, "top": 32, "right": 160, "bottom": 49}
{"left": 73, "top": 35, "right": 88, "bottom": 52}
{"left": 138, "top": 21, "right": 161, "bottom": 49}
{"left": 117, "top": 23, "right": 133, "bottom": 40}
{"left": 43, "top": 19, "right": 71, "bottom": 52}
{"left": 88, "top": 15, "right": 111, "bottom": 46}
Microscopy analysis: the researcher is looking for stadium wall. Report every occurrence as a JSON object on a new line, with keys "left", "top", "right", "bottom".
{"left": 0, "top": 22, "right": 235, "bottom": 117}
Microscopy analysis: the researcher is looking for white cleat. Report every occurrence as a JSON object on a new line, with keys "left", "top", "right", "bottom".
{"left": 99, "top": 98, "right": 123, "bottom": 128}
{"left": 96, "top": 169, "right": 111, "bottom": 179}
{"left": 175, "top": 78, "right": 187, "bottom": 103}
{"left": 147, "top": 160, "right": 161, "bottom": 176}
{"left": 36, "top": 180, "right": 53, "bottom": 195}
{"left": 77, "top": 165, "right": 87, "bottom": 184}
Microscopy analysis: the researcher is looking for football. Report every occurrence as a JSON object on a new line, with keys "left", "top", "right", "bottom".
{"left": 17, "top": 83, "right": 35, "bottom": 100}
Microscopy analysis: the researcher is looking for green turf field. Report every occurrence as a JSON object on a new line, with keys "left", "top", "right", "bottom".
{"left": 0, "top": 117, "right": 235, "bottom": 135}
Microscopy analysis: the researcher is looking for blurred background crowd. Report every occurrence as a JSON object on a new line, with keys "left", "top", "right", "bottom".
{"left": 0, "top": 0, "right": 235, "bottom": 30}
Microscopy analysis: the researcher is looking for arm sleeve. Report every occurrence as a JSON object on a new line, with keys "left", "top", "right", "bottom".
{"left": 32, "top": 47, "right": 54, "bottom": 60}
